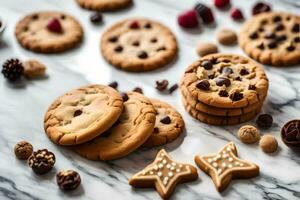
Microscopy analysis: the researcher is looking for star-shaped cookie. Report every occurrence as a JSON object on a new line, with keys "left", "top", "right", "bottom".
{"left": 129, "top": 149, "right": 198, "bottom": 199}
{"left": 194, "top": 142, "right": 259, "bottom": 192}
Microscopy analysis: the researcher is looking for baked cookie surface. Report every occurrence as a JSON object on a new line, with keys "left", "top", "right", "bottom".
{"left": 101, "top": 18, "right": 178, "bottom": 72}
{"left": 74, "top": 92, "right": 156, "bottom": 160}
{"left": 143, "top": 99, "right": 185, "bottom": 147}
{"left": 181, "top": 54, "right": 269, "bottom": 109}
{"left": 15, "top": 12, "right": 83, "bottom": 53}
{"left": 76, "top": 0, "right": 132, "bottom": 11}
{"left": 44, "top": 85, "right": 123, "bottom": 145}
{"left": 239, "top": 12, "right": 300, "bottom": 66}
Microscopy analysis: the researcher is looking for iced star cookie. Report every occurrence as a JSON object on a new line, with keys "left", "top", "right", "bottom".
{"left": 74, "top": 92, "right": 156, "bottom": 160}
{"left": 129, "top": 149, "right": 198, "bottom": 199}
{"left": 143, "top": 99, "right": 185, "bottom": 147}
{"left": 240, "top": 12, "right": 300, "bottom": 66}
{"left": 44, "top": 85, "right": 123, "bottom": 145}
{"left": 15, "top": 12, "right": 83, "bottom": 53}
{"left": 101, "top": 18, "right": 178, "bottom": 72}
{"left": 76, "top": 0, "right": 132, "bottom": 11}
{"left": 195, "top": 142, "right": 259, "bottom": 192}
{"left": 181, "top": 54, "right": 269, "bottom": 108}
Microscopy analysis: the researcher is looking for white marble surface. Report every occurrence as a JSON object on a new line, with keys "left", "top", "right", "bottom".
{"left": 0, "top": 0, "right": 300, "bottom": 199}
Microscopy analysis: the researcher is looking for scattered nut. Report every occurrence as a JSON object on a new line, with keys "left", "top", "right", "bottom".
{"left": 196, "top": 42, "right": 218, "bottom": 57}
{"left": 259, "top": 135, "right": 278, "bottom": 153}
{"left": 23, "top": 59, "right": 46, "bottom": 78}
{"left": 56, "top": 169, "right": 81, "bottom": 191}
{"left": 237, "top": 125, "right": 260, "bottom": 144}
{"left": 14, "top": 141, "right": 33, "bottom": 160}
{"left": 217, "top": 28, "right": 237, "bottom": 45}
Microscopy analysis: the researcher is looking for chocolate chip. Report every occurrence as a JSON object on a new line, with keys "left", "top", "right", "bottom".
{"left": 215, "top": 77, "right": 231, "bottom": 87}
{"left": 32, "top": 14, "right": 39, "bottom": 20}
{"left": 156, "top": 80, "right": 169, "bottom": 91}
{"left": 258, "top": 27, "right": 264, "bottom": 32}
{"left": 294, "top": 37, "right": 300, "bottom": 43}
{"left": 108, "top": 36, "right": 118, "bottom": 43}
{"left": 275, "top": 23, "right": 284, "bottom": 31}
{"left": 248, "top": 84, "right": 256, "bottom": 90}
{"left": 56, "top": 170, "right": 81, "bottom": 191}
{"left": 121, "top": 93, "right": 129, "bottom": 102}
{"left": 208, "top": 74, "right": 215, "bottom": 79}
{"left": 267, "top": 40, "right": 277, "bottom": 49}
{"left": 240, "top": 68, "right": 249, "bottom": 75}
{"left": 196, "top": 79, "right": 210, "bottom": 90}
{"left": 218, "top": 90, "right": 229, "bottom": 97}
{"left": 286, "top": 45, "right": 295, "bottom": 52}
{"left": 114, "top": 45, "right": 123, "bottom": 52}
{"left": 153, "top": 127, "right": 159, "bottom": 133}
{"left": 291, "top": 23, "right": 299, "bottom": 33}
{"left": 144, "top": 23, "right": 152, "bottom": 29}
{"left": 90, "top": 12, "right": 103, "bottom": 24}
{"left": 257, "top": 42, "right": 265, "bottom": 50}
{"left": 249, "top": 32, "right": 258, "bottom": 39}
{"left": 73, "top": 110, "right": 82, "bottom": 117}
{"left": 108, "top": 81, "right": 118, "bottom": 89}
{"left": 137, "top": 51, "right": 148, "bottom": 59}
{"left": 60, "top": 15, "right": 66, "bottom": 20}
{"left": 150, "top": 38, "right": 157, "bottom": 43}
{"left": 160, "top": 116, "right": 171, "bottom": 124}
{"left": 273, "top": 16, "right": 281, "bottom": 22}
{"left": 132, "top": 41, "right": 140, "bottom": 46}
{"left": 256, "top": 114, "right": 273, "bottom": 129}
{"left": 201, "top": 60, "right": 213, "bottom": 70}
{"left": 221, "top": 67, "right": 233, "bottom": 75}
{"left": 230, "top": 92, "right": 243, "bottom": 101}
{"left": 23, "top": 27, "right": 29, "bottom": 32}
{"left": 157, "top": 47, "right": 166, "bottom": 51}
{"left": 133, "top": 87, "right": 143, "bottom": 94}
{"left": 264, "top": 32, "right": 276, "bottom": 39}
{"left": 235, "top": 76, "right": 242, "bottom": 81}
{"left": 260, "top": 19, "right": 268, "bottom": 25}
{"left": 276, "top": 35, "right": 287, "bottom": 42}
{"left": 169, "top": 84, "right": 178, "bottom": 94}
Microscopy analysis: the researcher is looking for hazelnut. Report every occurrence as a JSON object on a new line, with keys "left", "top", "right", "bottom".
{"left": 237, "top": 125, "right": 260, "bottom": 144}
{"left": 259, "top": 135, "right": 278, "bottom": 153}
{"left": 14, "top": 141, "right": 33, "bottom": 160}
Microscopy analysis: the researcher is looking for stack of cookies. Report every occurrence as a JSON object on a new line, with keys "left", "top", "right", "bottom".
{"left": 44, "top": 84, "right": 184, "bottom": 161}
{"left": 180, "top": 54, "right": 269, "bottom": 125}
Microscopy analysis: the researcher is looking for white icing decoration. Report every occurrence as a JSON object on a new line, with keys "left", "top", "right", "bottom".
{"left": 228, "top": 164, "right": 233, "bottom": 168}
{"left": 217, "top": 169, "right": 222, "bottom": 174}
{"left": 158, "top": 163, "right": 163, "bottom": 168}
{"left": 217, "top": 154, "right": 221, "bottom": 159}
{"left": 157, "top": 172, "right": 162, "bottom": 177}
{"left": 179, "top": 164, "right": 183, "bottom": 168}
{"left": 176, "top": 169, "right": 180, "bottom": 173}
{"left": 172, "top": 162, "right": 176, "bottom": 166}
{"left": 207, "top": 158, "right": 212, "bottom": 163}
{"left": 154, "top": 165, "right": 158, "bottom": 170}
{"left": 213, "top": 162, "right": 218, "bottom": 168}
{"left": 222, "top": 163, "right": 227, "bottom": 168}
{"left": 150, "top": 171, "right": 154, "bottom": 175}
{"left": 228, "top": 157, "right": 233, "bottom": 162}
{"left": 240, "top": 163, "right": 244, "bottom": 167}
{"left": 168, "top": 172, "right": 173, "bottom": 177}
{"left": 170, "top": 166, "right": 175, "bottom": 171}
{"left": 166, "top": 164, "right": 171, "bottom": 168}
{"left": 163, "top": 159, "right": 167, "bottom": 164}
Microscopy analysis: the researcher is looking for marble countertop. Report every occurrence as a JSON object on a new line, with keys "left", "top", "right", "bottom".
{"left": 0, "top": 0, "right": 300, "bottom": 199}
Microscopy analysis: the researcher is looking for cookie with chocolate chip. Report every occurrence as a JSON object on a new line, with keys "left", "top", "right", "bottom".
{"left": 101, "top": 18, "right": 178, "bottom": 71}
{"left": 15, "top": 12, "right": 83, "bottom": 53}
{"left": 240, "top": 12, "right": 300, "bottom": 66}
{"left": 180, "top": 54, "right": 269, "bottom": 109}
{"left": 44, "top": 85, "right": 123, "bottom": 145}
{"left": 74, "top": 92, "right": 156, "bottom": 160}
{"left": 76, "top": 0, "right": 132, "bottom": 11}
{"left": 143, "top": 99, "right": 185, "bottom": 147}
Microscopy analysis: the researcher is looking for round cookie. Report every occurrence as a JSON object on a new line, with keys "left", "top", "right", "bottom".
{"left": 181, "top": 54, "right": 269, "bottom": 108}
{"left": 74, "top": 92, "right": 156, "bottom": 160}
{"left": 15, "top": 12, "right": 83, "bottom": 53}
{"left": 76, "top": 0, "right": 132, "bottom": 11}
{"left": 239, "top": 12, "right": 300, "bottom": 66}
{"left": 101, "top": 18, "right": 178, "bottom": 72}
{"left": 44, "top": 85, "right": 123, "bottom": 146}
{"left": 143, "top": 98, "right": 185, "bottom": 147}
{"left": 180, "top": 84, "right": 265, "bottom": 117}
{"left": 182, "top": 98, "right": 262, "bottom": 125}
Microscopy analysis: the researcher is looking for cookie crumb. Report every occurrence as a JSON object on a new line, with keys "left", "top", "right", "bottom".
{"left": 217, "top": 28, "right": 237, "bottom": 45}
{"left": 259, "top": 135, "right": 278, "bottom": 153}
{"left": 196, "top": 42, "right": 218, "bottom": 57}
{"left": 23, "top": 59, "right": 46, "bottom": 78}
{"left": 237, "top": 125, "right": 260, "bottom": 144}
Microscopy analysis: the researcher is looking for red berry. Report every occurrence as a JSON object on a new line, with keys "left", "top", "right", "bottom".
{"left": 214, "top": 0, "right": 230, "bottom": 8}
{"left": 129, "top": 21, "right": 139, "bottom": 29}
{"left": 178, "top": 10, "right": 199, "bottom": 28}
{"left": 252, "top": 2, "right": 271, "bottom": 15}
{"left": 231, "top": 8, "right": 244, "bottom": 21}
{"left": 46, "top": 18, "right": 62, "bottom": 33}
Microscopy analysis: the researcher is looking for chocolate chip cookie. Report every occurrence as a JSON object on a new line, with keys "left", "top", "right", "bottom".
{"left": 101, "top": 18, "right": 178, "bottom": 72}
{"left": 143, "top": 99, "right": 185, "bottom": 147}
{"left": 76, "top": 0, "right": 132, "bottom": 11}
{"left": 15, "top": 12, "right": 83, "bottom": 53}
{"left": 181, "top": 54, "right": 269, "bottom": 109}
{"left": 74, "top": 92, "right": 156, "bottom": 160}
{"left": 240, "top": 12, "right": 300, "bottom": 66}
{"left": 44, "top": 85, "right": 123, "bottom": 145}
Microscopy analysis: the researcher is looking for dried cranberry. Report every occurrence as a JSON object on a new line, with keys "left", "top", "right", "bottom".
{"left": 252, "top": 2, "right": 271, "bottom": 15}
{"left": 230, "top": 8, "right": 244, "bottom": 21}
{"left": 178, "top": 10, "right": 199, "bottom": 28}
{"left": 129, "top": 21, "right": 140, "bottom": 29}
{"left": 46, "top": 18, "right": 63, "bottom": 33}
{"left": 214, "top": 0, "right": 230, "bottom": 8}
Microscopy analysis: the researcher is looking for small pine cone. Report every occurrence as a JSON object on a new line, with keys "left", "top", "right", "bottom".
{"left": 1, "top": 59, "right": 24, "bottom": 81}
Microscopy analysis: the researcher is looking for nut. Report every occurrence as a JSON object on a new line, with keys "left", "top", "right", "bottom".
{"left": 56, "top": 169, "right": 81, "bottom": 191}
{"left": 14, "top": 141, "right": 33, "bottom": 160}
{"left": 237, "top": 125, "right": 260, "bottom": 144}
{"left": 28, "top": 149, "right": 55, "bottom": 175}
{"left": 196, "top": 42, "right": 218, "bottom": 57}
{"left": 259, "top": 135, "right": 278, "bottom": 153}
{"left": 23, "top": 59, "right": 46, "bottom": 78}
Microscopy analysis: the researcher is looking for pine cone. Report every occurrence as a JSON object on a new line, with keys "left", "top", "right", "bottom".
{"left": 1, "top": 59, "right": 24, "bottom": 81}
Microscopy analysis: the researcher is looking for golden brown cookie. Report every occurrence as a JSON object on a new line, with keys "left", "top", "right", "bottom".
{"left": 143, "top": 99, "right": 185, "bottom": 147}
{"left": 237, "top": 125, "right": 260, "bottom": 144}
{"left": 129, "top": 149, "right": 198, "bottom": 199}
{"left": 195, "top": 142, "right": 260, "bottom": 192}
{"left": 74, "top": 92, "right": 156, "bottom": 160}
{"left": 180, "top": 84, "right": 265, "bottom": 117}
{"left": 44, "top": 85, "right": 123, "bottom": 145}
{"left": 101, "top": 18, "right": 178, "bottom": 72}
{"left": 180, "top": 54, "right": 269, "bottom": 108}
{"left": 239, "top": 12, "right": 300, "bottom": 66}
{"left": 182, "top": 97, "right": 262, "bottom": 126}
{"left": 15, "top": 12, "right": 83, "bottom": 53}
{"left": 76, "top": 0, "right": 132, "bottom": 11}
{"left": 259, "top": 134, "right": 278, "bottom": 153}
